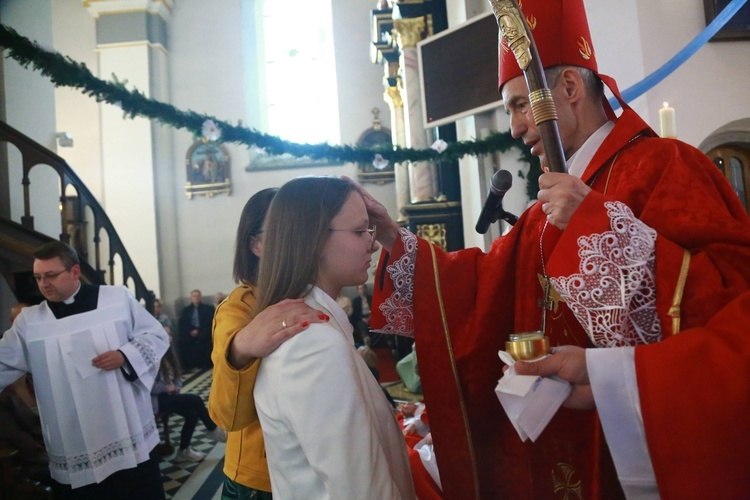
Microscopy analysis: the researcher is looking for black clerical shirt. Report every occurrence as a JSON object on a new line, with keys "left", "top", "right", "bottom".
{"left": 46, "top": 284, "right": 100, "bottom": 319}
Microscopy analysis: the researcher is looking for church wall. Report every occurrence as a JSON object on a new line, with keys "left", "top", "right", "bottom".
{"left": 167, "top": 0, "right": 249, "bottom": 310}
{"left": 634, "top": 0, "right": 750, "bottom": 147}
{"left": 583, "top": 0, "right": 750, "bottom": 155}
{"left": 0, "top": 0, "right": 56, "bottom": 316}
{"left": 51, "top": 0, "right": 103, "bottom": 203}
{"left": 1, "top": 0, "right": 58, "bottom": 238}
{"left": 164, "top": 0, "right": 392, "bottom": 312}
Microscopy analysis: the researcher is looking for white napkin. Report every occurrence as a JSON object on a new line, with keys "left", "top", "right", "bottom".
{"left": 66, "top": 331, "right": 101, "bottom": 379}
{"left": 495, "top": 350, "right": 571, "bottom": 442}
{"left": 414, "top": 436, "right": 442, "bottom": 490}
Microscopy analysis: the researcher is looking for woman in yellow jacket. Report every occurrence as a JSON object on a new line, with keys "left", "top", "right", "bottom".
{"left": 209, "top": 188, "right": 328, "bottom": 499}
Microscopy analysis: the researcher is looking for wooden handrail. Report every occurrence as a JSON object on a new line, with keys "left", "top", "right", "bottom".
{"left": 0, "top": 120, "right": 155, "bottom": 311}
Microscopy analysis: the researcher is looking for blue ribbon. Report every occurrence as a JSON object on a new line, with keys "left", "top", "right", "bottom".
{"left": 610, "top": 0, "right": 748, "bottom": 110}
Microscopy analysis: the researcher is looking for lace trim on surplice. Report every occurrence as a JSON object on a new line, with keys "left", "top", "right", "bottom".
{"left": 550, "top": 201, "right": 662, "bottom": 347}
{"left": 49, "top": 419, "right": 157, "bottom": 474}
{"left": 376, "top": 227, "right": 416, "bottom": 337}
{"left": 131, "top": 336, "right": 160, "bottom": 367}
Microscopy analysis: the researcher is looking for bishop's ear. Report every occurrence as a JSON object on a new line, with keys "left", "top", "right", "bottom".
{"left": 559, "top": 67, "right": 583, "bottom": 101}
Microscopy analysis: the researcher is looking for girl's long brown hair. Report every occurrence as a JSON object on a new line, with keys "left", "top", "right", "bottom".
{"left": 233, "top": 188, "right": 278, "bottom": 285}
{"left": 256, "top": 176, "right": 354, "bottom": 312}
{"left": 159, "top": 344, "right": 182, "bottom": 381}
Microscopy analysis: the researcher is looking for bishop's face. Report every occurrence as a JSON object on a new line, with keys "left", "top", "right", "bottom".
{"left": 33, "top": 257, "right": 81, "bottom": 303}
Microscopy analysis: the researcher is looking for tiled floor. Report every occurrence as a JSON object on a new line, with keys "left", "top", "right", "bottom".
{"left": 157, "top": 368, "right": 224, "bottom": 499}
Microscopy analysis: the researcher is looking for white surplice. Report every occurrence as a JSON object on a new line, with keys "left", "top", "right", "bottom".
{"left": 0, "top": 286, "right": 169, "bottom": 488}
{"left": 255, "top": 286, "right": 415, "bottom": 500}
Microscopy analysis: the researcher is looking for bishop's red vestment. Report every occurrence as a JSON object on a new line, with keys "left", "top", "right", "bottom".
{"left": 371, "top": 109, "right": 750, "bottom": 499}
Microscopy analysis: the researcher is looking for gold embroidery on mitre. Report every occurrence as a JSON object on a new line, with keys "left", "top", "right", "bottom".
{"left": 552, "top": 463, "right": 583, "bottom": 499}
{"left": 578, "top": 37, "right": 593, "bottom": 60}
{"left": 537, "top": 273, "right": 564, "bottom": 312}
{"left": 526, "top": 14, "right": 537, "bottom": 30}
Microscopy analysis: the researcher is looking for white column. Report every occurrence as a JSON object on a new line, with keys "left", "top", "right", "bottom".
{"left": 384, "top": 83, "right": 410, "bottom": 221}
{"left": 394, "top": 17, "right": 439, "bottom": 204}
{"left": 86, "top": 0, "right": 174, "bottom": 297}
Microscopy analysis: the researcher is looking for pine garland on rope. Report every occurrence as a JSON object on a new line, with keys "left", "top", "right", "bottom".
{"left": 0, "top": 22, "right": 540, "bottom": 187}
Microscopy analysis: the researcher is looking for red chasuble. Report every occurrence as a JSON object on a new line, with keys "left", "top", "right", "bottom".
{"left": 371, "top": 109, "right": 750, "bottom": 499}
{"left": 636, "top": 291, "right": 750, "bottom": 498}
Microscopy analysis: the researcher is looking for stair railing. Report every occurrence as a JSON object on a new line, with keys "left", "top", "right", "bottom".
{"left": 0, "top": 120, "right": 155, "bottom": 311}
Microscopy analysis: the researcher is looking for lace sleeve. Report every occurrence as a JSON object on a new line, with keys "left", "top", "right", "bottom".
{"left": 374, "top": 228, "right": 417, "bottom": 337}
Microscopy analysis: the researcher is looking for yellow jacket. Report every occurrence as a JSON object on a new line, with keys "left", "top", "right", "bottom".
{"left": 209, "top": 284, "right": 270, "bottom": 492}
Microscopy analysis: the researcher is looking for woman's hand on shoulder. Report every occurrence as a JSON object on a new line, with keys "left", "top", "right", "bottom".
{"left": 228, "top": 298, "right": 329, "bottom": 368}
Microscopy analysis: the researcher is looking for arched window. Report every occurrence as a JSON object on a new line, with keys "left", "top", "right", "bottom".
{"left": 260, "top": 0, "right": 340, "bottom": 145}
{"left": 710, "top": 146, "right": 750, "bottom": 213}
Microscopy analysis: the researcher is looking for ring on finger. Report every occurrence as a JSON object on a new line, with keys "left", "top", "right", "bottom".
{"left": 281, "top": 319, "right": 288, "bottom": 328}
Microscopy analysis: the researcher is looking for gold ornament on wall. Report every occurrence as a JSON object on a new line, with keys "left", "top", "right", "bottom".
{"left": 416, "top": 222, "right": 447, "bottom": 250}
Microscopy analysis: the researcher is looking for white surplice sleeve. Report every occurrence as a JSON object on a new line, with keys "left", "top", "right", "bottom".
{"left": 0, "top": 314, "right": 32, "bottom": 391}
{"left": 105, "top": 287, "right": 168, "bottom": 390}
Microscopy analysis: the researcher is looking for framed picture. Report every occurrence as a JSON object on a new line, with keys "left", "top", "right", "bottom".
{"left": 357, "top": 108, "right": 395, "bottom": 185}
{"left": 185, "top": 140, "right": 231, "bottom": 199}
{"left": 704, "top": 0, "right": 750, "bottom": 41}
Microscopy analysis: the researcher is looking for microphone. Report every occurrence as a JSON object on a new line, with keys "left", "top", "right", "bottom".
{"left": 475, "top": 169, "right": 514, "bottom": 234}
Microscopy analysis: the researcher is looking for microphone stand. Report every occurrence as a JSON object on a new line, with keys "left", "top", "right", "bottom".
{"left": 498, "top": 208, "right": 518, "bottom": 226}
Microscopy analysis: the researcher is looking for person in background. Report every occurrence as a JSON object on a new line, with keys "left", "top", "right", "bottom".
{"left": 351, "top": 283, "right": 372, "bottom": 346}
{"left": 0, "top": 241, "right": 168, "bottom": 498}
{"left": 178, "top": 289, "right": 215, "bottom": 370}
{"left": 252, "top": 176, "right": 415, "bottom": 498}
{"left": 153, "top": 298, "right": 173, "bottom": 336}
{"left": 213, "top": 293, "right": 227, "bottom": 308}
{"left": 336, "top": 293, "right": 354, "bottom": 322}
{"left": 209, "top": 188, "right": 326, "bottom": 500}
{"left": 357, "top": 344, "right": 396, "bottom": 408}
{"left": 152, "top": 334, "right": 225, "bottom": 463}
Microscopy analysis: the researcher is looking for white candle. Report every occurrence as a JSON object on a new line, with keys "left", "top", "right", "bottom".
{"left": 659, "top": 102, "right": 676, "bottom": 138}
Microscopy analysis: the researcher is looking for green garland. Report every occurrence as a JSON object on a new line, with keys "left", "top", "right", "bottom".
{"left": 0, "top": 23, "right": 539, "bottom": 178}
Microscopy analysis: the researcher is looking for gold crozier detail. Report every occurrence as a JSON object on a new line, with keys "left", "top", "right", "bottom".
{"left": 488, "top": 0, "right": 532, "bottom": 71}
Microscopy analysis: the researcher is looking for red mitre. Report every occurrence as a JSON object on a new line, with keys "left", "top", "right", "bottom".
{"left": 497, "top": 0, "right": 627, "bottom": 112}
